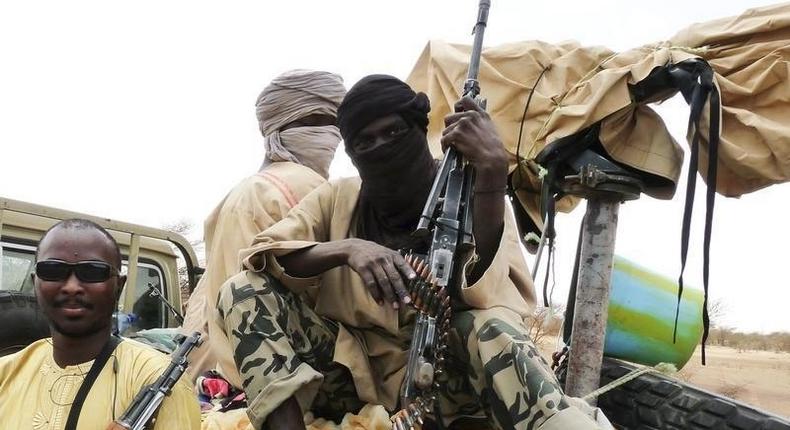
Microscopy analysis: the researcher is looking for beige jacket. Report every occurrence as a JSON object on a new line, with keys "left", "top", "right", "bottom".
{"left": 182, "top": 161, "right": 325, "bottom": 386}
{"left": 239, "top": 176, "right": 536, "bottom": 409}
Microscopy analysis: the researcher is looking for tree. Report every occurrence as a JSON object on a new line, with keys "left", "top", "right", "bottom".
{"left": 162, "top": 219, "right": 204, "bottom": 311}
{"left": 707, "top": 298, "right": 728, "bottom": 329}
{"left": 527, "top": 304, "right": 564, "bottom": 345}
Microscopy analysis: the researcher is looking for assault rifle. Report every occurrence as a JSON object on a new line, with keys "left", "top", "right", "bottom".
{"left": 106, "top": 332, "right": 202, "bottom": 430}
{"left": 394, "top": 2, "right": 491, "bottom": 429}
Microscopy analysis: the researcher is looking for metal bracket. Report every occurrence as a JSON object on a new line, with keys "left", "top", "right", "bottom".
{"left": 561, "top": 164, "right": 644, "bottom": 202}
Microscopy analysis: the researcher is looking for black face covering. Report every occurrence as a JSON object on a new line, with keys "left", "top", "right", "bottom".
{"left": 338, "top": 75, "right": 437, "bottom": 250}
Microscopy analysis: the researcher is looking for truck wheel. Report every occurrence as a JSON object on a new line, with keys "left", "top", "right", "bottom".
{"left": 0, "top": 291, "right": 51, "bottom": 357}
{"left": 588, "top": 357, "right": 790, "bottom": 429}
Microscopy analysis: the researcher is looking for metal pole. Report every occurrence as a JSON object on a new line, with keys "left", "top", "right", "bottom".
{"left": 122, "top": 233, "right": 141, "bottom": 312}
{"left": 564, "top": 197, "right": 620, "bottom": 403}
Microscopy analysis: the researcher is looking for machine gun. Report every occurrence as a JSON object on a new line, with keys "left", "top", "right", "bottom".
{"left": 393, "top": 2, "right": 491, "bottom": 429}
{"left": 106, "top": 332, "right": 202, "bottom": 430}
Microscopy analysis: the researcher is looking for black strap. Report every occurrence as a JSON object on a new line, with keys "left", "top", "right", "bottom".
{"left": 673, "top": 65, "right": 719, "bottom": 365}
{"left": 541, "top": 198, "right": 557, "bottom": 307}
{"left": 700, "top": 81, "right": 720, "bottom": 365}
{"left": 65, "top": 336, "right": 122, "bottom": 430}
{"left": 674, "top": 82, "right": 706, "bottom": 343}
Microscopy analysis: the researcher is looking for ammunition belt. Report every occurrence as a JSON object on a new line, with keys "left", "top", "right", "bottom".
{"left": 391, "top": 254, "right": 452, "bottom": 430}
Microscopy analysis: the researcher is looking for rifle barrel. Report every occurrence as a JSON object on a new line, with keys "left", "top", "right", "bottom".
{"left": 464, "top": 0, "right": 491, "bottom": 97}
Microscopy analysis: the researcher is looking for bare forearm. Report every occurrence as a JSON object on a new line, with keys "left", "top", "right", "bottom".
{"left": 469, "top": 164, "right": 506, "bottom": 282}
{"left": 277, "top": 240, "right": 353, "bottom": 278}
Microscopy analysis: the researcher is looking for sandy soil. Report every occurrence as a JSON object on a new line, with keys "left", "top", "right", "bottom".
{"left": 536, "top": 338, "right": 790, "bottom": 420}
{"left": 678, "top": 345, "right": 790, "bottom": 419}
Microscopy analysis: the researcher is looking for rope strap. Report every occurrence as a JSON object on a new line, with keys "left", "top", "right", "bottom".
{"left": 582, "top": 362, "right": 679, "bottom": 401}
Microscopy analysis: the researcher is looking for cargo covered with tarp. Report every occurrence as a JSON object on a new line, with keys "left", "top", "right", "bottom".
{"left": 408, "top": 1, "right": 790, "bottom": 365}
{"left": 407, "top": 2, "right": 790, "bottom": 234}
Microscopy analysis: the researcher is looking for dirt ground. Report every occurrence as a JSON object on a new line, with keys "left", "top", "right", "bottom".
{"left": 536, "top": 338, "right": 790, "bottom": 420}
{"left": 678, "top": 345, "right": 790, "bottom": 419}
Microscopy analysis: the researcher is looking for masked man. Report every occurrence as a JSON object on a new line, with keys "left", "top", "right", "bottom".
{"left": 217, "top": 75, "right": 610, "bottom": 429}
{"left": 0, "top": 219, "right": 200, "bottom": 429}
{"left": 181, "top": 69, "right": 346, "bottom": 387}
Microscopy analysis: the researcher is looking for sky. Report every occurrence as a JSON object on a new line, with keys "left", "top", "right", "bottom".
{"left": 1, "top": 0, "right": 787, "bottom": 333}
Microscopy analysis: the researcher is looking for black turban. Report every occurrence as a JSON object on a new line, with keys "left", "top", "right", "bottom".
{"left": 337, "top": 74, "right": 430, "bottom": 146}
{"left": 336, "top": 74, "right": 436, "bottom": 251}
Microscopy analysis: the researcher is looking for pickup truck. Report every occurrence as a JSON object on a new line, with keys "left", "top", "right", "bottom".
{"left": 0, "top": 196, "right": 202, "bottom": 355}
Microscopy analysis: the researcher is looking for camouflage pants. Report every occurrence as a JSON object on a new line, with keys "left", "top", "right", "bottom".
{"left": 217, "top": 271, "right": 604, "bottom": 430}
{"left": 439, "top": 308, "right": 591, "bottom": 429}
{"left": 216, "top": 271, "right": 365, "bottom": 428}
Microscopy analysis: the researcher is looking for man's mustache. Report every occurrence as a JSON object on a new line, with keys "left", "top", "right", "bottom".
{"left": 53, "top": 297, "right": 93, "bottom": 309}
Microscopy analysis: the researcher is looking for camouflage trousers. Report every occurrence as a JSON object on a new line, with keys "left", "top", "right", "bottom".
{"left": 217, "top": 271, "right": 606, "bottom": 430}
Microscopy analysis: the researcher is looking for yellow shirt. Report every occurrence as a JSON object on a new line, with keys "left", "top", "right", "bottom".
{"left": 0, "top": 338, "right": 201, "bottom": 430}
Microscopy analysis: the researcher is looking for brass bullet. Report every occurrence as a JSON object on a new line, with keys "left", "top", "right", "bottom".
{"left": 409, "top": 404, "right": 424, "bottom": 425}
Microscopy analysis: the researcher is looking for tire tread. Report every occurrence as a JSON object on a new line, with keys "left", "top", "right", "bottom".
{"left": 595, "top": 358, "right": 790, "bottom": 430}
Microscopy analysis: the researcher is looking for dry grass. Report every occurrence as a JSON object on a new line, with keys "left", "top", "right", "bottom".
{"left": 680, "top": 345, "right": 790, "bottom": 418}
{"left": 674, "top": 366, "right": 697, "bottom": 383}
{"left": 717, "top": 381, "right": 747, "bottom": 400}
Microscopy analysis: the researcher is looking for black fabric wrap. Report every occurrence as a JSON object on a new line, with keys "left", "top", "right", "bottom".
{"left": 337, "top": 74, "right": 430, "bottom": 147}
{"left": 337, "top": 74, "right": 436, "bottom": 249}
{"left": 351, "top": 126, "right": 437, "bottom": 250}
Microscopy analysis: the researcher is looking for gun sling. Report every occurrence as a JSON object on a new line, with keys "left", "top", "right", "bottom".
{"left": 65, "top": 335, "right": 122, "bottom": 430}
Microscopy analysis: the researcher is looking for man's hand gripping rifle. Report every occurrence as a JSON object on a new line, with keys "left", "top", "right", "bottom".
{"left": 106, "top": 332, "right": 202, "bottom": 430}
{"left": 392, "top": 2, "right": 491, "bottom": 429}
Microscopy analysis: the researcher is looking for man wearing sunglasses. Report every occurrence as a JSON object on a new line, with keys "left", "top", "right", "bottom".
{"left": 0, "top": 219, "right": 200, "bottom": 429}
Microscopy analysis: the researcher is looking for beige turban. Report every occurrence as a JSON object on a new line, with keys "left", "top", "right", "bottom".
{"left": 255, "top": 69, "right": 346, "bottom": 178}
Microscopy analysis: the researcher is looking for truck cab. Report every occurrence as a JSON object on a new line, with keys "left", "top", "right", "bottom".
{"left": 0, "top": 196, "right": 202, "bottom": 355}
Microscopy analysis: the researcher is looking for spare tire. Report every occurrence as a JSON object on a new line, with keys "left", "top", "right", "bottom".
{"left": 0, "top": 291, "right": 51, "bottom": 357}
{"left": 559, "top": 357, "right": 790, "bottom": 430}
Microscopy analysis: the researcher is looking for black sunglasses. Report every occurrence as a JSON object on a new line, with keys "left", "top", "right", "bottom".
{"left": 35, "top": 260, "right": 119, "bottom": 283}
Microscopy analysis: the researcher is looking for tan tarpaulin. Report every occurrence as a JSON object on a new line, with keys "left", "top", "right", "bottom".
{"left": 407, "top": 2, "right": 790, "bottom": 231}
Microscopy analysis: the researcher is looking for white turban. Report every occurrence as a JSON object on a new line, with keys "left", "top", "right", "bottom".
{"left": 255, "top": 69, "right": 346, "bottom": 178}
